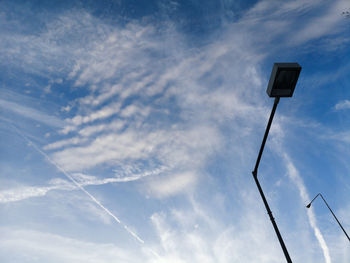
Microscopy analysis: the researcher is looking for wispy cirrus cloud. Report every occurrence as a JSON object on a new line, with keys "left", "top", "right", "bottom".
{"left": 241, "top": 0, "right": 350, "bottom": 52}
{"left": 0, "top": 98, "right": 64, "bottom": 128}
{"left": 291, "top": 0, "right": 350, "bottom": 45}
{"left": 0, "top": 163, "right": 166, "bottom": 204}
{"left": 7, "top": 0, "right": 344, "bottom": 219}
{"left": 43, "top": 136, "right": 88, "bottom": 150}
{"left": 0, "top": 185, "right": 67, "bottom": 203}
{"left": 149, "top": 196, "right": 288, "bottom": 263}
{"left": 38, "top": 9, "right": 271, "bottom": 201}
{"left": 146, "top": 171, "right": 198, "bottom": 198}
{"left": 1, "top": 1, "right": 350, "bottom": 262}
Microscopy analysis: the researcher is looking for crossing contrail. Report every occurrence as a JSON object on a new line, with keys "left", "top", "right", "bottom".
{"left": 12, "top": 125, "right": 145, "bottom": 244}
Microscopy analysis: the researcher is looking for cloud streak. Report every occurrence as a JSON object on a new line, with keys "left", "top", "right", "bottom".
{"left": 0, "top": 168, "right": 165, "bottom": 204}
{"left": 0, "top": 98, "right": 64, "bottom": 128}
{"left": 283, "top": 154, "right": 331, "bottom": 263}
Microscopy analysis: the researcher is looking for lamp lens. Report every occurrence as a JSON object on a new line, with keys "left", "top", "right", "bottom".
{"left": 276, "top": 70, "right": 298, "bottom": 90}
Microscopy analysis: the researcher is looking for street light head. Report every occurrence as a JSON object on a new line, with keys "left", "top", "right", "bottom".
{"left": 306, "top": 203, "right": 311, "bottom": 208}
{"left": 266, "top": 63, "right": 301, "bottom": 98}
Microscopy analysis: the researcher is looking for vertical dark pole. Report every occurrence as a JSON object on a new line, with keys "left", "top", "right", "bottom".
{"left": 319, "top": 194, "right": 350, "bottom": 242}
{"left": 252, "top": 97, "right": 293, "bottom": 263}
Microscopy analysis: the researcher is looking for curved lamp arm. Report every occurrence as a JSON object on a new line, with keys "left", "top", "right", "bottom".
{"left": 306, "top": 193, "right": 350, "bottom": 242}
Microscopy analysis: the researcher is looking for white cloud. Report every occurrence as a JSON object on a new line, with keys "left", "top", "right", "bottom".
{"left": 61, "top": 105, "right": 72, "bottom": 112}
{"left": 0, "top": 167, "right": 165, "bottom": 204}
{"left": 334, "top": 100, "right": 350, "bottom": 111}
{"left": 147, "top": 171, "right": 197, "bottom": 198}
{"left": 120, "top": 104, "right": 150, "bottom": 118}
{"left": 0, "top": 185, "right": 57, "bottom": 203}
{"left": 78, "top": 119, "right": 125, "bottom": 137}
{"left": 66, "top": 102, "right": 122, "bottom": 127}
{"left": 44, "top": 136, "right": 88, "bottom": 150}
{"left": 52, "top": 130, "right": 165, "bottom": 172}
{"left": 43, "top": 15, "right": 265, "bottom": 204}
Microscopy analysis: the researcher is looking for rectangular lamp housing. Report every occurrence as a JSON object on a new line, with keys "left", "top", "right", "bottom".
{"left": 266, "top": 63, "right": 301, "bottom": 97}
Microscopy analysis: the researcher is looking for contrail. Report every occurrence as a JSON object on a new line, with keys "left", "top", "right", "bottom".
{"left": 283, "top": 154, "right": 331, "bottom": 263}
{"left": 12, "top": 125, "right": 145, "bottom": 244}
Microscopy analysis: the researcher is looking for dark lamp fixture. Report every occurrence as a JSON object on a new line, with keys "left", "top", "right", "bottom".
{"left": 306, "top": 203, "right": 311, "bottom": 208}
{"left": 266, "top": 63, "right": 301, "bottom": 97}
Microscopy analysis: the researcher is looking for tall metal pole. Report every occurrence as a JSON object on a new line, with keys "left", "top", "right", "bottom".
{"left": 307, "top": 193, "right": 350, "bottom": 242}
{"left": 252, "top": 97, "right": 293, "bottom": 263}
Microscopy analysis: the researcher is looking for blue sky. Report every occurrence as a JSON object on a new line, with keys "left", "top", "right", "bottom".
{"left": 0, "top": 0, "right": 350, "bottom": 262}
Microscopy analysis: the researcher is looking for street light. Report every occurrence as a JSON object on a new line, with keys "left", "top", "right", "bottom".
{"left": 252, "top": 63, "right": 301, "bottom": 263}
{"left": 306, "top": 193, "right": 350, "bottom": 242}
{"left": 266, "top": 63, "right": 301, "bottom": 97}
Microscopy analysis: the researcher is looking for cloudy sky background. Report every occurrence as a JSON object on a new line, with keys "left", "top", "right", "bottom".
{"left": 1, "top": 0, "right": 350, "bottom": 262}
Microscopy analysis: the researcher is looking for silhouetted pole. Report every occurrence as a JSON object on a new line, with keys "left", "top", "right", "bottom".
{"left": 250, "top": 62, "right": 301, "bottom": 262}
{"left": 306, "top": 193, "right": 350, "bottom": 242}
{"left": 252, "top": 97, "right": 292, "bottom": 263}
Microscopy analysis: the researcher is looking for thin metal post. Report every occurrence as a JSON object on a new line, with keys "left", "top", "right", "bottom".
{"left": 252, "top": 97, "right": 292, "bottom": 263}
